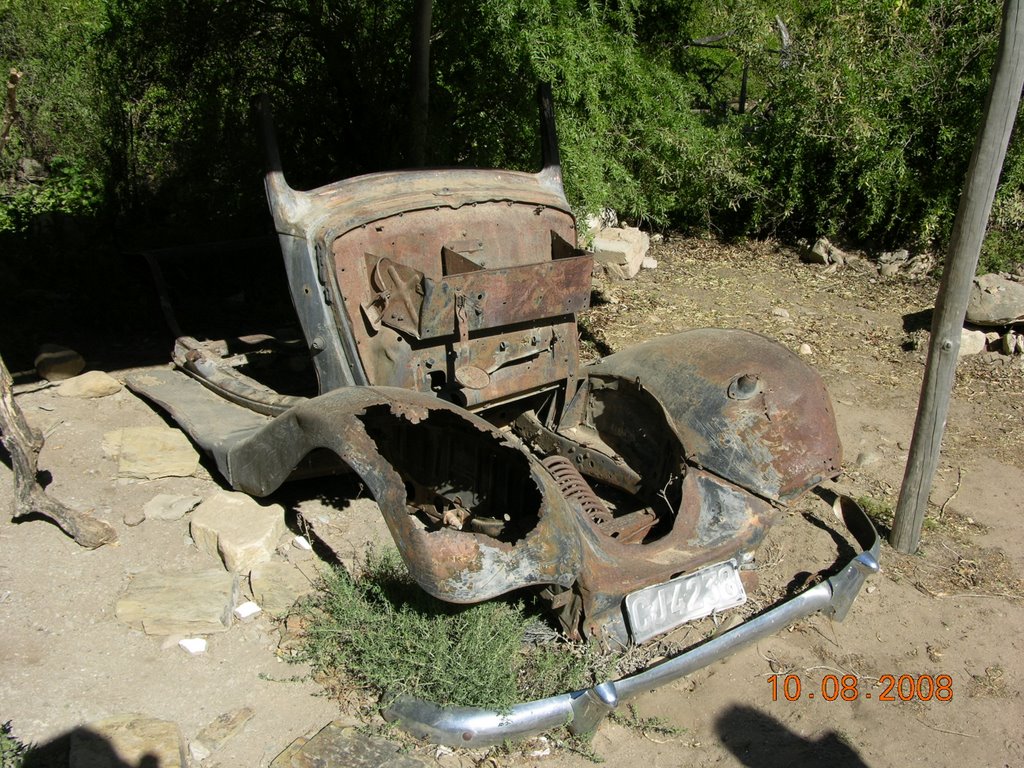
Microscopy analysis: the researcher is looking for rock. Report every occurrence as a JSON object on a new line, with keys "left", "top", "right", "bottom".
{"left": 959, "top": 328, "right": 987, "bottom": 357}
{"left": 190, "top": 740, "right": 212, "bottom": 762}
{"left": 104, "top": 426, "right": 200, "bottom": 480}
{"left": 799, "top": 343, "right": 813, "bottom": 356}
{"left": 115, "top": 569, "right": 239, "bottom": 635}
{"left": 880, "top": 248, "right": 910, "bottom": 265}
{"left": 123, "top": 507, "right": 145, "bottom": 527}
{"left": 905, "top": 252, "right": 936, "bottom": 276}
{"left": 34, "top": 344, "right": 85, "bottom": 381}
{"left": 801, "top": 237, "right": 847, "bottom": 266}
{"left": 967, "top": 273, "right": 1024, "bottom": 325}
{"left": 234, "top": 601, "right": 262, "bottom": 621}
{"left": 56, "top": 371, "right": 122, "bottom": 398}
{"left": 144, "top": 494, "right": 203, "bottom": 521}
{"left": 641, "top": 256, "right": 658, "bottom": 269}
{"left": 855, "top": 451, "right": 881, "bottom": 468}
{"left": 69, "top": 715, "right": 186, "bottom": 768}
{"left": 1018, "top": 335, "right": 1024, "bottom": 355}
{"left": 179, "top": 637, "right": 208, "bottom": 655}
{"left": 771, "top": 307, "right": 791, "bottom": 319}
{"left": 800, "top": 239, "right": 828, "bottom": 264}
{"left": 592, "top": 226, "right": 650, "bottom": 279}
{"left": 249, "top": 561, "right": 316, "bottom": 615}
{"left": 879, "top": 262, "right": 901, "bottom": 278}
{"left": 272, "top": 722, "right": 433, "bottom": 768}
{"left": 17, "top": 157, "right": 47, "bottom": 182}
{"left": 582, "top": 208, "right": 618, "bottom": 243}
{"left": 190, "top": 491, "right": 286, "bottom": 573}
{"left": 1003, "top": 331, "right": 1018, "bottom": 355}
{"left": 192, "top": 707, "right": 255, "bottom": 760}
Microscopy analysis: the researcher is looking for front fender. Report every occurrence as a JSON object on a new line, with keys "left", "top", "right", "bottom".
{"left": 587, "top": 329, "right": 842, "bottom": 503}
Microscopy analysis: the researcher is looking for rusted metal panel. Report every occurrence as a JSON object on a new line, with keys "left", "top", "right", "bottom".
{"left": 417, "top": 254, "right": 593, "bottom": 338}
{"left": 326, "top": 201, "right": 585, "bottom": 409}
{"left": 588, "top": 329, "right": 842, "bottom": 503}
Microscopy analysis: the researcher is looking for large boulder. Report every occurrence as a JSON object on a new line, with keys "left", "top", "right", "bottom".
{"left": 967, "top": 274, "right": 1024, "bottom": 326}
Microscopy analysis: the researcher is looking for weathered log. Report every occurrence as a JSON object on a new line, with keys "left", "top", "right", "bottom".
{"left": 0, "top": 354, "right": 118, "bottom": 548}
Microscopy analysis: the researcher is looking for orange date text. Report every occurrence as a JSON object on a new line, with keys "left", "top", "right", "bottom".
{"left": 768, "top": 673, "right": 953, "bottom": 702}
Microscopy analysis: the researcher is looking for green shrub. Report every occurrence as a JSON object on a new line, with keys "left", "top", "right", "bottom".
{"left": 0, "top": 721, "right": 27, "bottom": 768}
{"left": 746, "top": 0, "right": 1007, "bottom": 249}
{"left": 299, "top": 548, "right": 610, "bottom": 710}
{"left": 4, "top": 0, "right": 1023, "bottom": 273}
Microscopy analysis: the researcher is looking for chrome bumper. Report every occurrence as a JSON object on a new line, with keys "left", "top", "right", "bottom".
{"left": 383, "top": 494, "right": 880, "bottom": 748}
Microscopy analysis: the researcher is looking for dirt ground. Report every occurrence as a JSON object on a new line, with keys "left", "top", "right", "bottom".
{"left": 2, "top": 236, "right": 1023, "bottom": 767}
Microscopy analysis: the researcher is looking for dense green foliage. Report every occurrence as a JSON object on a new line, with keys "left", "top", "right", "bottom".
{"left": 0, "top": 0, "right": 105, "bottom": 231}
{"left": 2, "top": 0, "right": 1023, "bottom": 267}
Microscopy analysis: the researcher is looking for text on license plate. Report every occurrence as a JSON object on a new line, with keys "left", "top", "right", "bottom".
{"left": 624, "top": 560, "right": 747, "bottom": 644}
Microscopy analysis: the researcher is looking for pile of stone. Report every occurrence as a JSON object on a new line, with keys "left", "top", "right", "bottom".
{"left": 962, "top": 272, "right": 1024, "bottom": 357}
{"left": 876, "top": 248, "right": 936, "bottom": 278}
{"left": 797, "top": 237, "right": 935, "bottom": 277}
{"left": 115, "top": 490, "right": 321, "bottom": 642}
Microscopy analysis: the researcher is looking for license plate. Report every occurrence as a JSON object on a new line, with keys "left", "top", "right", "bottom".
{"left": 625, "top": 560, "right": 747, "bottom": 643}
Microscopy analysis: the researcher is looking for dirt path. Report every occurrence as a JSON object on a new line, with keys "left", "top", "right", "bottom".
{"left": 2, "top": 237, "right": 1022, "bottom": 767}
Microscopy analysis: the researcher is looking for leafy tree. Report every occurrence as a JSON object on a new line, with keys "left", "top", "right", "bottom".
{"left": 1, "top": 0, "right": 1022, "bottom": 270}
{"left": 0, "top": 0, "right": 105, "bottom": 232}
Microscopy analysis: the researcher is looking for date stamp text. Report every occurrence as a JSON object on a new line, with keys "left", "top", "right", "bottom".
{"left": 768, "top": 673, "right": 953, "bottom": 702}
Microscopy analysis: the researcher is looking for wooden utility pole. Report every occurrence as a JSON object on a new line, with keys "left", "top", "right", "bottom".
{"left": 891, "top": 0, "right": 1024, "bottom": 553}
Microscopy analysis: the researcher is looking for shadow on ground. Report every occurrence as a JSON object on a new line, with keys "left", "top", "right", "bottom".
{"left": 715, "top": 705, "right": 870, "bottom": 768}
{"left": 13, "top": 727, "right": 163, "bottom": 768}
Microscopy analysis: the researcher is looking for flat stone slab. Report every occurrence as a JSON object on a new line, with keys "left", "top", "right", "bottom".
{"left": 144, "top": 493, "right": 203, "bottom": 522}
{"left": 191, "top": 491, "right": 286, "bottom": 573}
{"left": 115, "top": 569, "right": 239, "bottom": 635}
{"left": 272, "top": 722, "right": 432, "bottom": 768}
{"left": 592, "top": 226, "right": 650, "bottom": 279}
{"left": 104, "top": 426, "right": 200, "bottom": 480}
{"left": 249, "top": 561, "right": 317, "bottom": 615}
{"left": 69, "top": 714, "right": 186, "bottom": 768}
{"left": 190, "top": 706, "right": 255, "bottom": 762}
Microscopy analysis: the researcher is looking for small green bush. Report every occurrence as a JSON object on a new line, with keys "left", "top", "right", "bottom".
{"left": 299, "top": 548, "right": 610, "bottom": 710}
{"left": 0, "top": 721, "right": 27, "bottom": 768}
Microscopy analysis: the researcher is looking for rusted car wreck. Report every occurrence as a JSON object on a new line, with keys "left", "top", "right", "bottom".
{"left": 128, "top": 86, "right": 879, "bottom": 746}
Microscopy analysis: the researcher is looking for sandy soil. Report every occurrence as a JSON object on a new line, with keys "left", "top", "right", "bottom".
{"left": 1, "top": 236, "right": 1022, "bottom": 767}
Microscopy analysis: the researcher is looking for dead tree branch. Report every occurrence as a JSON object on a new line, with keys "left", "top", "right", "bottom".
{"left": 0, "top": 355, "right": 118, "bottom": 548}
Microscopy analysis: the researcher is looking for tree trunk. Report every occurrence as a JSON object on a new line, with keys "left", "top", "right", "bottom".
{"left": 409, "top": 0, "right": 433, "bottom": 167}
{"left": 0, "top": 356, "right": 118, "bottom": 549}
